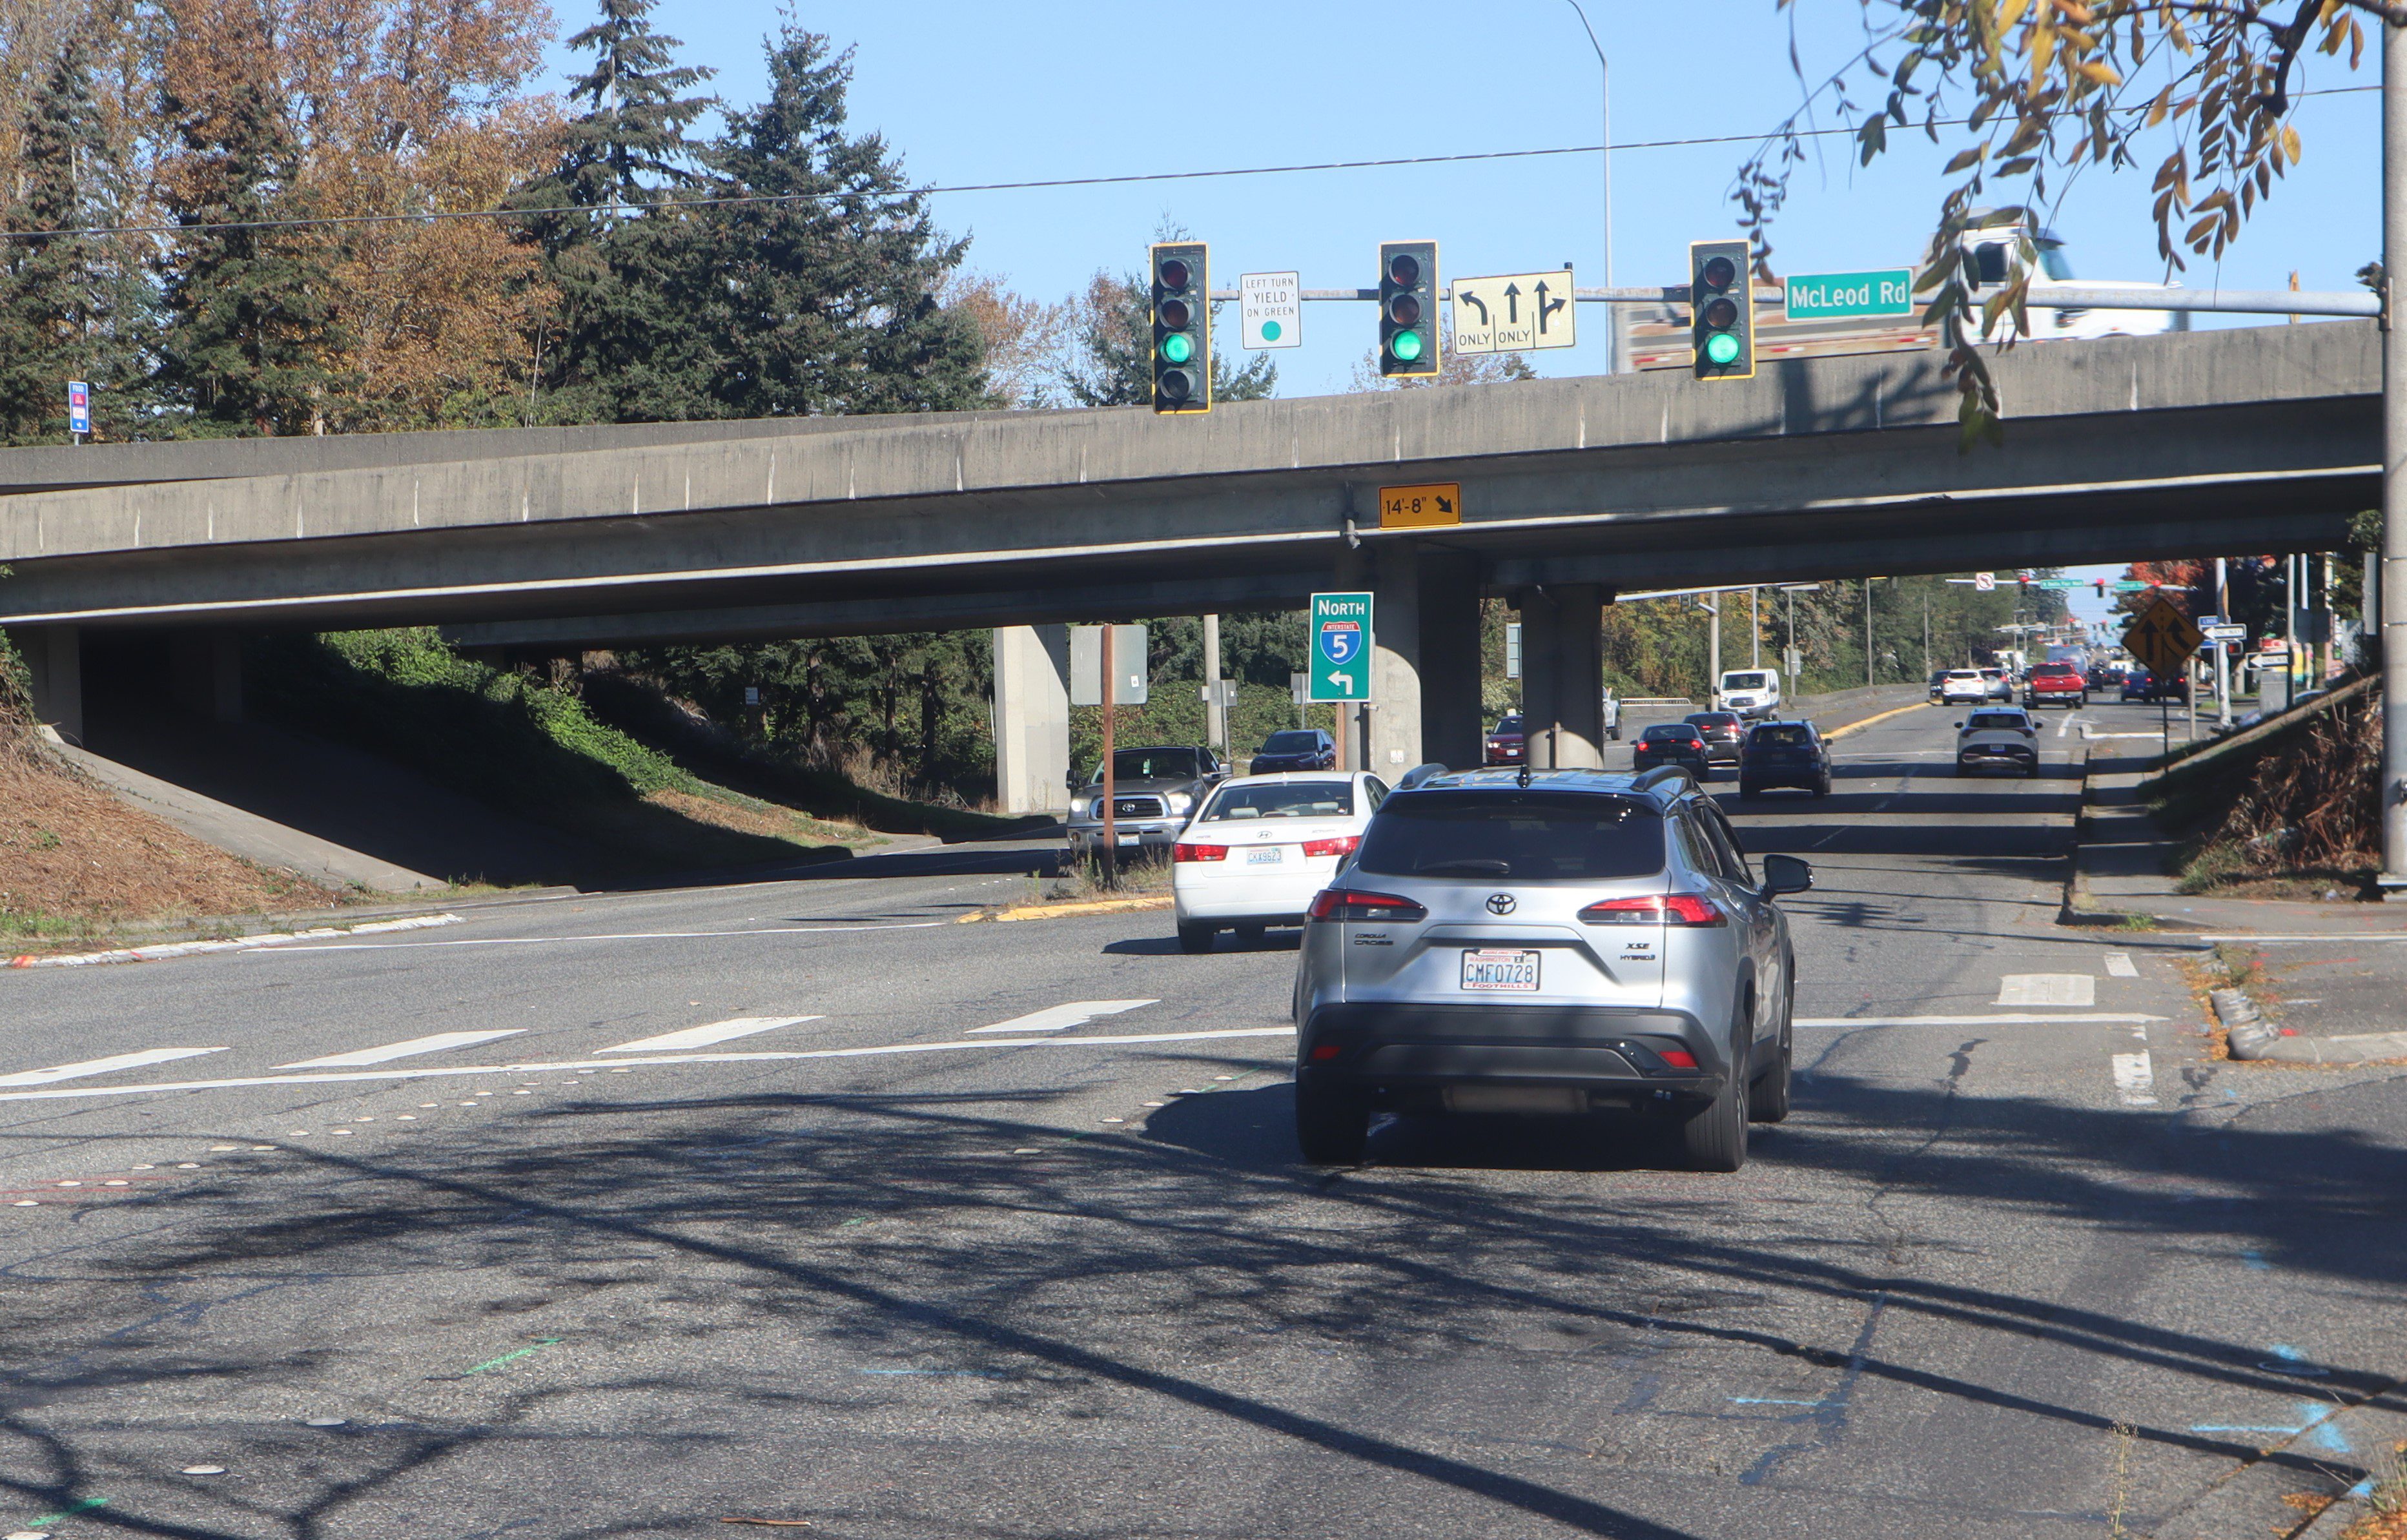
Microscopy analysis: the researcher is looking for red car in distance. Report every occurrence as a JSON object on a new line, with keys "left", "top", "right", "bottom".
{"left": 1484, "top": 714, "right": 1527, "bottom": 765}
{"left": 2023, "top": 662, "right": 2087, "bottom": 708}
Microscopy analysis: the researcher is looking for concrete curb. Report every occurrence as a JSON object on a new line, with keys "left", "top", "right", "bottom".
{"left": 959, "top": 894, "right": 1173, "bottom": 925}
{"left": 2211, "top": 984, "right": 2407, "bottom": 1065}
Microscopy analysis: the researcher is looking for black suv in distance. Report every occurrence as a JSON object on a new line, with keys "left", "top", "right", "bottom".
{"left": 1250, "top": 729, "right": 1336, "bottom": 775}
{"left": 1683, "top": 712, "right": 1746, "bottom": 766}
{"left": 1632, "top": 723, "right": 1710, "bottom": 777}
{"left": 1737, "top": 720, "right": 1831, "bottom": 797}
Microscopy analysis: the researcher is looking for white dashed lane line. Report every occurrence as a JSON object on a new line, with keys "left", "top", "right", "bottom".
{"left": 239, "top": 921, "right": 948, "bottom": 956}
{"left": 967, "top": 1000, "right": 1158, "bottom": 1034}
{"left": 276, "top": 1030, "right": 526, "bottom": 1069}
{"left": 2112, "top": 1051, "right": 2159, "bottom": 1106}
{"left": 0, "top": 1047, "right": 229, "bottom": 1087}
{"left": 601, "top": 1016, "right": 824, "bottom": 1052}
{"left": 2104, "top": 952, "right": 2139, "bottom": 978}
{"left": 1996, "top": 974, "right": 2098, "bottom": 1007}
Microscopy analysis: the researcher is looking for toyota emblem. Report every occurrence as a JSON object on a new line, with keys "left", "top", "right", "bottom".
{"left": 1485, "top": 893, "right": 1517, "bottom": 916}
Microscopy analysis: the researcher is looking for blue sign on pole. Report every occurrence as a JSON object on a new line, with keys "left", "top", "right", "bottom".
{"left": 67, "top": 380, "right": 90, "bottom": 437}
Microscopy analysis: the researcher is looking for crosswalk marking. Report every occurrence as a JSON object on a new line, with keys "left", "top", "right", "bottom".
{"left": 1996, "top": 974, "right": 2097, "bottom": 1007}
{"left": 0, "top": 1047, "right": 229, "bottom": 1087}
{"left": 967, "top": 1000, "right": 1159, "bottom": 1035}
{"left": 601, "top": 1016, "right": 821, "bottom": 1053}
{"left": 2104, "top": 952, "right": 2139, "bottom": 978}
{"left": 276, "top": 1031, "right": 524, "bottom": 1069}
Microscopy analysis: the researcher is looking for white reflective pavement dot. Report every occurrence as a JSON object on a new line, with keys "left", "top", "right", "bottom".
{"left": 512, "top": 1090, "right": 532, "bottom": 1095}
{"left": 210, "top": 1145, "right": 240, "bottom": 1151}
{"left": 1213, "top": 1075, "right": 1236, "bottom": 1081}
{"left": 250, "top": 1146, "right": 274, "bottom": 1151}
{"left": 182, "top": 1464, "right": 226, "bottom": 1475}
{"left": 419, "top": 1103, "right": 438, "bottom": 1108}
{"left": 132, "top": 1164, "right": 155, "bottom": 1169}
{"left": 1101, "top": 1117, "right": 1125, "bottom": 1124}
{"left": 1142, "top": 1102, "right": 1166, "bottom": 1108}
{"left": 103, "top": 1180, "right": 128, "bottom": 1187}
{"left": 56, "top": 1182, "right": 79, "bottom": 1187}
{"left": 304, "top": 1417, "right": 347, "bottom": 1427}
{"left": 396, "top": 1115, "right": 416, "bottom": 1121}
{"left": 178, "top": 1162, "right": 201, "bottom": 1168}
{"left": 12, "top": 1200, "right": 35, "bottom": 1207}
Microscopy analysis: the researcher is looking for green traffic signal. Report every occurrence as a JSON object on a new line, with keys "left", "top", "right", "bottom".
{"left": 1703, "top": 333, "right": 1740, "bottom": 365}
{"left": 1389, "top": 330, "right": 1423, "bottom": 362}
{"left": 1162, "top": 333, "right": 1194, "bottom": 365}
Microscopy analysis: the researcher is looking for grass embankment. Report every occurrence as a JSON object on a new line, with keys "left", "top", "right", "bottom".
{"left": 2147, "top": 676, "right": 2382, "bottom": 899}
{"left": 1, "top": 633, "right": 341, "bottom": 952}
{"left": 577, "top": 672, "right": 1041, "bottom": 843}
{"left": 251, "top": 631, "right": 881, "bottom": 877}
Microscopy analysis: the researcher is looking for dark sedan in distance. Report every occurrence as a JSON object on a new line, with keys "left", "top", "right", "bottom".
{"left": 1249, "top": 729, "right": 1336, "bottom": 775}
{"left": 1632, "top": 723, "right": 1710, "bottom": 778}
{"left": 1738, "top": 719, "right": 1832, "bottom": 797}
{"left": 1483, "top": 714, "right": 1527, "bottom": 765}
{"left": 1683, "top": 711, "right": 1746, "bottom": 766}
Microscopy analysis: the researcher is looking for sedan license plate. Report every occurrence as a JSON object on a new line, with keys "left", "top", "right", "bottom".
{"left": 1246, "top": 846, "right": 1284, "bottom": 866}
{"left": 1460, "top": 949, "right": 1541, "bottom": 992}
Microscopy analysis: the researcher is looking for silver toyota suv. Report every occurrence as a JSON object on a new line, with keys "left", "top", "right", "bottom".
{"left": 1290, "top": 765, "right": 1811, "bottom": 1172}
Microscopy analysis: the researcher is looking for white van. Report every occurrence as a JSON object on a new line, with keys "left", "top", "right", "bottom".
{"left": 1715, "top": 669, "right": 1781, "bottom": 721}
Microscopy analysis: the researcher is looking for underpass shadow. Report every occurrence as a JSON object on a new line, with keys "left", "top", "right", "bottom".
{"left": 1103, "top": 930, "right": 1303, "bottom": 957}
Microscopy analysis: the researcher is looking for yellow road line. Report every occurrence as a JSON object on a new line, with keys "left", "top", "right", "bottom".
{"left": 1823, "top": 701, "right": 1932, "bottom": 741}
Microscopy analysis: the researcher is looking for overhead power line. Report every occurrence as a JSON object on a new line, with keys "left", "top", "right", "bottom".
{"left": 0, "top": 85, "right": 2375, "bottom": 245}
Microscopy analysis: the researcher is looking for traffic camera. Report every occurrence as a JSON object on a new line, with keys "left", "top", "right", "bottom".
{"left": 1688, "top": 238, "right": 1754, "bottom": 381}
{"left": 1378, "top": 240, "right": 1440, "bottom": 378}
{"left": 1151, "top": 241, "right": 1210, "bottom": 413}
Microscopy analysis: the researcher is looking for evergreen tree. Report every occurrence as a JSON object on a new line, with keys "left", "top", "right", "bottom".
{"left": 0, "top": 33, "right": 154, "bottom": 443}
{"left": 699, "top": 25, "right": 985, "bottom": 418}
{"left": 156, "top": 37, "right": 345, "bottom": 436}
{"left": 514, "top": 0, "right": 716, "bottom": 424}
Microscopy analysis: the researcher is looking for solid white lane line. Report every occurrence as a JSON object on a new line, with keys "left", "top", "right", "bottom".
{"left": 239, "top": 921, "right": 947, "bottom": 954}
{"left": 0, "top": 1047, "right": 229, "bottom": 1087}
{"left": 967, "top": 1000, "right": 1158, "bottom": 1034}
{"left": 1794, "top": 1013, "right": 2166, "bottom": 1028}
{"left": 602, "top": 1016, "right": 822, "bottom": 1052}
{"left": 276, "top": 1031, "right": 527, "bottom": 1069}
{"left": 2196, "top": 933, "right": 2407, "bottom": 943}
{"left": 2112, "top": 1051, "right": 2159, "bottom": 1106}
{"left": 10, "top": 914, "right": 462, "bottom": 969}
{"left": 0, "top": 1027, "right": 1300, "bottom": 1104}
{"left": 2104, "top": 952, "right": 2140, "bottom": 978}
{"left": 1996, "top": 974, "right": 2098, "bottom": 1007}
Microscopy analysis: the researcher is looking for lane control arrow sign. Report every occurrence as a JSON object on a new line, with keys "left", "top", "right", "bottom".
{"left": 2120, "top": 595, "right": 2203, "bottom": 680}
{"left": 1309, "top": 592, "right": 1373, "bottom": 702}
{"left": 1451, "top": 269, "right": 1576, "bottom": 355}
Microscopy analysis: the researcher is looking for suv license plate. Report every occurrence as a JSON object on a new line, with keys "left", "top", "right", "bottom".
{"left": 1461, "top": 949, "right": 1541, "bottom": 992}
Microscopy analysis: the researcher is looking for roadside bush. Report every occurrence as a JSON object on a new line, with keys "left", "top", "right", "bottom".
{"left": 0, "top": 631, "right": 37, "bottom": 761}
{"left": 2159, "top": 679, "right": 2382, "bottom": 884}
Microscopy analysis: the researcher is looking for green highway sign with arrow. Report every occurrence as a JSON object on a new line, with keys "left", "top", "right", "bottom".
{"left": 1309, "top": 592, "right": 1373, "bottom": 703}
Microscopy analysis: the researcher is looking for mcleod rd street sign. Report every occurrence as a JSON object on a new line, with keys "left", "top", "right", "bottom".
{"left": 1784, "top": 268, "right": 1915, "bottom": 322}
{"left": 2121, "top": 595, "right": 2203, "bottom": 679}
{"left": 1309, "top": 592, "right": 1373, "bottom": 702}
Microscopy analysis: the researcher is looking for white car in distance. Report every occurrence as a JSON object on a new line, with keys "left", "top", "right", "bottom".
{"left": 1171, "top": 772, "right": 1389, "bottom": 954}
{"left": 1939, "top": 670, "right": 1991, "bottom": 706}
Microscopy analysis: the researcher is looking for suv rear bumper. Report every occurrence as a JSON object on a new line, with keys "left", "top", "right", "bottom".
{"left": 1298, "top": 1001, "right": 1726, "bottom": 1108}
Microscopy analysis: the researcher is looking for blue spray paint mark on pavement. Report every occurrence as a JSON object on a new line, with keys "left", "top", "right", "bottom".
{"left": 857, "top": 1368, "right": 1006, "bottom": 1379}
{"left": 2299, "top": 1401, "right": 2351, "bottom": 1453}
{"left": 1730, "top": 1397, "right": 1824, "bottom": 1407}
{"left": 2240, "top": 1249, "right": 2271, "bottom": 1271}
{"left": 2193, "top": 1424, "right": 2307, "bottom": 1435}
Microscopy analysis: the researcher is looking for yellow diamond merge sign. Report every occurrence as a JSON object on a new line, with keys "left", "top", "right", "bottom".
{"left": 2120, "top": 595, "right": 2202, "bottom": 680}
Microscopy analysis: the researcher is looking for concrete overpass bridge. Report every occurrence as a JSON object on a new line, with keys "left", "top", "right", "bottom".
{"left": 0, "top": 322, "right": 2375, "bottom": 807}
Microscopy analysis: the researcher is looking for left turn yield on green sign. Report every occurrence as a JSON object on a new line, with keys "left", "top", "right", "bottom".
{"left": 1309, "top": 592, "right": 1372, "bottom": 703}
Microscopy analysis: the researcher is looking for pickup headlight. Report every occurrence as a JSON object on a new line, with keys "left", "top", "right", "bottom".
{"left": 1070, "top": 797, "right": 1091, "bottom": 818}
{"left": 1167, "top": 792, "right": 1193, "bottom": 814}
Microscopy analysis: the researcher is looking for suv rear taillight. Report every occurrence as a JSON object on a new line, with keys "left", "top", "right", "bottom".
{"left": 1173, "top": 842, "right": 1227, "bottom": 862}
{"left": 1578, "top": 894, "right": 1726, "bottom": 927}
{"left": 1307, "top": 888, "right": 1428, "bottom": 923}
{"left": 1300, "top": 835, "right": 1360, "bottom": 858}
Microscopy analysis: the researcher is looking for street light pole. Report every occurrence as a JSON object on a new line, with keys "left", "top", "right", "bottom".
{"left": 2387, "top": 0, "right": 2407, "bottom": 894}
{"left": 1562, "top": 0, "right": 1613, "bottom": 373}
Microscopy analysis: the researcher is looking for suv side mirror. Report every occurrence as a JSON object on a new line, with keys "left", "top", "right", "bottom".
{"left": 1760, "top": 854, "right": 1813, "bottom": 897}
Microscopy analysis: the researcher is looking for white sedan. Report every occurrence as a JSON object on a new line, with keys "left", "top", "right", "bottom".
{"left": 1171, "top": 772, "right": 1389, "bottom": 953}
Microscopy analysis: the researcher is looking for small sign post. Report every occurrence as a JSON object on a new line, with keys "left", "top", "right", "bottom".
{"left": 67, "top": 380, "right": 90, "bottom": 443}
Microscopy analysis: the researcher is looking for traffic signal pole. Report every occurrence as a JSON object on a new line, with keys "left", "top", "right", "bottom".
{"left": 2386, "top": 16, "right": 2407, "bottom": 896}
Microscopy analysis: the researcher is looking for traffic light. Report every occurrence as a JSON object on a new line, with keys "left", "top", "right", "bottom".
{"left": 1151, "top": 241, "right": 1209, "bottom": 414}
{"left": 1688, "top": 238, "right": 1754, "bottom": 381}
{"left": 1378, "top": 240, "right": 1439, "bottom": 378}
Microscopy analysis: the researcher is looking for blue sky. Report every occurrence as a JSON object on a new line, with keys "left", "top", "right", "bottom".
{"left": 546, "top": 1, "right": 2379, "bottom": 604}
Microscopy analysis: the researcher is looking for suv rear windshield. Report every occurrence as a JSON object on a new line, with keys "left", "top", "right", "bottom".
{"left": 1258, "top": 732, "right": 1320, "bottom": 754}
{"left": 1641, "top": 724, "right": 1699, "bottom": 743}
{"left": 1202, "top": 781, "right": 1352, "bottom": 820}
{"left": 1353, "top": 792, "right": 1664, "bottom": 881}
{"left": 1748, "top": 723, "right": 1814, "bottom": 746}
{"left": 1965, "top": 712, "right": 2028, "bottom": 732}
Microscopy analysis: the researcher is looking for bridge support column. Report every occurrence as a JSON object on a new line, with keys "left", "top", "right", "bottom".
{"left": 1416, "top": 551, "right": 1484, "bottom": 772}
{"left": 1517, "top": 586, "right": 1604, "bottom": 769}
{"left": 993, "top": 624, "right": 1070, "bottom": 816}
{"left": 169, "top": 630, "right": 244, "bottom": 723}
{"left": 7, "top": 624, "right": 82, "bottom": 744}
{"left": 1368, "top": 544, "right": 1423, "bottom": 775}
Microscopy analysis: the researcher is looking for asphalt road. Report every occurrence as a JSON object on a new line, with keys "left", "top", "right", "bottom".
{"left": 3, "top": 697, "right": 2402, "bottom": 1540}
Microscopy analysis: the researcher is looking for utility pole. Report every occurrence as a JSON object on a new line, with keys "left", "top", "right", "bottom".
{"left": 1202, "top": 612, "right": 1225, "bottom": 754}
{"left": 1099, "top": 624, "right": 1118, "bottom": 888}
{"left": 2384, "top": 10, "right": 2407, "bottom": 898}
{"left": 1705, "top": 591, "right": 1721, "bottom": 703}
{"left": 1750, "top": 586, "right": 1761, "bottom": 668}
{"left": 1921, "top": 590, "right": 1931, "bottom": 681}
{"left": 2214, "top": 557, "right": 2233, "bottom": 729}
{"left": 1863, "top": 579, "right": 1874, "bottom": 688}
{"left": 1562, "top": 1, "right": 1613, "bottom": 373}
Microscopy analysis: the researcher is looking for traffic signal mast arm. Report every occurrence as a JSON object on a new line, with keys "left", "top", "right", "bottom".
{"left": 1195, "top": 284, "right": 2370, "bottom": 314}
